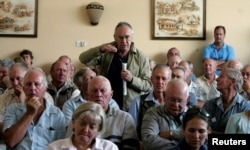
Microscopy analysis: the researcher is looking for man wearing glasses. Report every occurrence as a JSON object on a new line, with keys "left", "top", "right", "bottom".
{"left": 141, "top": 79, "right": 189, "bottom": 150}
{"left": 79, "top": 21, "right": 151, "bottom": 111}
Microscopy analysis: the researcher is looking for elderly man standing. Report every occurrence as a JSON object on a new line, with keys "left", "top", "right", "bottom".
{"left": 47, "top": 60, "right": 80, "bottom": 109}
{"left": 129, "top": 64, "right": 171, "bottom": 140}
{"left": 203, "top": 67, "right": 250, "bottom": 134}
{"left": 79, "top": 21, "right": 151, "bottom": 111}
{"left": 141, "top": 79, "right": 189, "bottom": 150}
{"left": 3, "top": 68, "right": 66, "bottom": 150}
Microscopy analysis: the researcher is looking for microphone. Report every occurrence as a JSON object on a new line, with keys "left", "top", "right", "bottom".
{"left": 122, "top": 63, "right": 127, "bottom": 96}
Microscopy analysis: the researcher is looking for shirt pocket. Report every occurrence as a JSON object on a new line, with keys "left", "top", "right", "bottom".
{"left": 34, "top": 126, "right": 57, "bottom": 147}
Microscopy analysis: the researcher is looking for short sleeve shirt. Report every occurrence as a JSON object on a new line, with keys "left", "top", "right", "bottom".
{"left": 203, "top": 43, "right": 235, "bottom": 61}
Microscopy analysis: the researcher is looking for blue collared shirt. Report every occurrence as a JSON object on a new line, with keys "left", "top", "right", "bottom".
{"left": 128, "top": 90, "right": 161, "bottom": 127}
{"left": 203, "top": 43, "right": 235, "bottom": 61}
{"left": 62, "top": 94, "right": 87, "bottom": 125}
{"left": 62, "top": 94, "right": 120, "bottom": 126}
{"left": 203, "top": 93, "right": 250, "bottom": 133}
{"left": 3, "top": 99, "right": 66, "bottom": 150}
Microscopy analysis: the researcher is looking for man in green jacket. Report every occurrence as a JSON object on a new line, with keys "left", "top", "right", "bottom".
{"left": 79, "top": 21, "right": 151, "bottom": 111}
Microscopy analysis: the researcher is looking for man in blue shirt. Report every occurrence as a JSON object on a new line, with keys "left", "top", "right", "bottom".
{"left": 3, "top": 68, "right": 66, "bottom": 150}
{"left": 129, "top": 64, "right": 172, "bottom": 140}
{"left": 62, "top": 67, "right": 119, "bottom": 126}
{"left": 203, "top": 67, "right": 250, "bottom": 134}
{"left": 203, "top": 25, "right": 235, "bottom": 75}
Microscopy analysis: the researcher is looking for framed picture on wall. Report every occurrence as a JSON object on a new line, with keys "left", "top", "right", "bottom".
{"left": 152, "top": 0, "right": 206, "bottom": 40}
{"left": 0, "top": 0, "right": 38, "bottom": 38}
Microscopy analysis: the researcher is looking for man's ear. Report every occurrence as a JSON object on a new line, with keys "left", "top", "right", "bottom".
{"left": 110, "top": 90, "right": 113, "bottom": 97}
{"left": 207, "top": 126, "right": 212, "bottom": 134}
{"left": 186, "top": 95, "right": 190, "bottom": 104}
{"left": 231, "top": 78, "right": 237, "bottom": 86}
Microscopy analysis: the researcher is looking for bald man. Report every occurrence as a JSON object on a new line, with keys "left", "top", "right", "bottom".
{"left": 141, "top": 79, "right": 189, "bottom": 150}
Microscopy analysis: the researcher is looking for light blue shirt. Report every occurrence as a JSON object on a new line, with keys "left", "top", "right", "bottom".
{"left": 203, "top": 93, "right": 250, "bottom": 133}
{"left": 62, "top": 94, "right": 120, "bottom": 126}
{"left": 128, "top": 90, "right": 161, "bottom": 127}
{"left": 203, "top": 43, "right": 235, "bottom": 75}
{"left": 203, "top": 43, "right": 235, "bottom": 61}
{"left": 62, "top": 95, "right": 87, "bottom": 125}
{"left": 3, "top": 99, "right": 66, "bottom": 150}
{"left": 225, "top": 112, "right": 250, "bottom": 134}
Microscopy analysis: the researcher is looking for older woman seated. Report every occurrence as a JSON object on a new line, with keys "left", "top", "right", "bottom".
{"left": 47, "top": 102, "right": 118, "bottom": 150}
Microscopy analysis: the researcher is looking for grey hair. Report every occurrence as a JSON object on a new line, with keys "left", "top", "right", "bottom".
{"left": 225, "top": 67, "right": 243, "bottom": 92}
{"left": 72, "top": 102, "right": 106, "bottom": 134}
{"left": 10, "top": 62, "right": 29, "bottom": 78}
{"left": 24, "top": 68, "right": 48, "bottom": 88}
{"left": 173, "top": 66, "right": 187, "bottom": 80}
{"left": 179, "top": 60, "right": 194, "bottom": 70}
{"left": 0, "top": 58, "right": 15, "bottom": 68}
{"left": 152, "top": 64, "right": 172, "bottom": 81}
{"left": 227, "top": 59, "right": 243, "bottom": 70}
{"left": 114, "top": 21, "right": 134, "bottom": 35}
{"left": 73, "top": 67, "right": 91, "bottom": 84}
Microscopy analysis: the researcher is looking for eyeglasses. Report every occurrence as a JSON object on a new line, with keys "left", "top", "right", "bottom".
{"left": 241, "top": 72, "right": 250, "bottom": 77}
{"left": 115, "top": 35, "right": 133, "bottom": 41}
{"left": 167, "top": 98, "right": 185, "bottom": 104}
{"left": 186, "top": 106, "right": 210, "bottom": 118}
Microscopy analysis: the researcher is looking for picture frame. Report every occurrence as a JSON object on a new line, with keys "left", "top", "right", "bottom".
{"left": 152, "top": 0, "right": 206, "bottom": 40}
{"left": 0, "top": 0, "right": 38, "bottom": 38}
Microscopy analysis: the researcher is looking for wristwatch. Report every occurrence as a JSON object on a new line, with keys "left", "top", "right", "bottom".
{"left": 169, "top": 130, "right": 173, "bottom": 139}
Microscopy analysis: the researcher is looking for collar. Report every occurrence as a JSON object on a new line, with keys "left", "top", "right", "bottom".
{"left": 202, "top": 74, "right": 218, "bottom": 80}
{"left": 73, "top": 94, "right": 87, "bottom": 103}
{"left": 212, "top": 43, "right": 226, "bottom": 50}
{"left": 216, "top": 93, "right": 242, "bottom": 111}
{"left": 145, "top": 90, "right": 160, "bottom": 104}
{"left": 106, "top": 106, "right": 118, "bottom": 117}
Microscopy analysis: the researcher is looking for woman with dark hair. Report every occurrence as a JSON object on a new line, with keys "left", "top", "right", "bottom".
{"left": 19, "top": 49, "right": 34, "bottom": 69}
{"left": 171, "top": 106, "right": 210, "bottom": 150}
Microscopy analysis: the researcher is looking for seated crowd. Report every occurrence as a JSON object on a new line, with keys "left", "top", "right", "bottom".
{"left": 1, "top": 22, "right": 250, "bottom": 150}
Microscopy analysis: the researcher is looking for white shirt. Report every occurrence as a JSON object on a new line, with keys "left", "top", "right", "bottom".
{"left": 47, "top": 136, "right": 118, "bottom": 150}
{"left": 195, "top": 74, "right": 221, "bottom": 101}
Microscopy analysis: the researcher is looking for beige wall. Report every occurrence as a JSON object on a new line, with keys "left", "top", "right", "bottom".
{"left": 1, "top": 0, "right": 250, "bottom": 76}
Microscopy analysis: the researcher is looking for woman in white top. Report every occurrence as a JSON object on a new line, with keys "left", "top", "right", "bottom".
{"left": 47, "top": 102, "right": 118, "bottom": 150}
